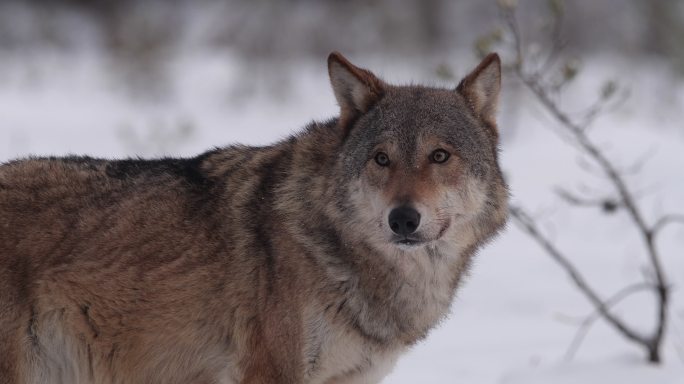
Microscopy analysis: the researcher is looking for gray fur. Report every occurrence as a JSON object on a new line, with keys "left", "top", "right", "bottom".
{"left": 0, "top": 52, "right": 508, "bottom": 384}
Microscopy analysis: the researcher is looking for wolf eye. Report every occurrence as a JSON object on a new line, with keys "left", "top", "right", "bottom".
{"left": 374, "top": 152, "right": 390, "bottom": 166}
{"left": 430, "top": 149, "right": 450, "bottom": 164}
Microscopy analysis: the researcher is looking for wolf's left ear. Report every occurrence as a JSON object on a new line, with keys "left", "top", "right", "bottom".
{"left": 457, "top": 53, "right": 501, "bottom": 125}
{"left": 328, "top": 52, "right": 385, "bottom": 126}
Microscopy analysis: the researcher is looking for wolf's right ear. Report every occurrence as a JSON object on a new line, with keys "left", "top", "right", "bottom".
{"left": 328, "top": 52, "right": 385, "bottom": 126}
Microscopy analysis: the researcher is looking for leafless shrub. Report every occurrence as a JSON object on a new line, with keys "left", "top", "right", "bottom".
{"left": 482, "top": 0, "right": 684, "bottom": 364}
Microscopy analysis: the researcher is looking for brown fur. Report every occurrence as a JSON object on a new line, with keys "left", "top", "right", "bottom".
{"left": 0, "top": 53, "right": 508, "bottom": 384}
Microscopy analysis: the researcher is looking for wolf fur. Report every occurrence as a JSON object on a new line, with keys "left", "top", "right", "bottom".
{"left": 0, "top": 52, "right": 508, "bottom": 384}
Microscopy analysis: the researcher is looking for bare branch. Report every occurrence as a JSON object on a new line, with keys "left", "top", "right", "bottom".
{"left": 510, "top": 205, "right": 651, "bottom": 346}
{"left": 577, "top": 86, "right": 630, "bottom": 130}
{"left": 499, "top": 4, "right": 523, "bottom": 71}
{"left": 620, "top": 146, "right": 657, "bottom": 175}
{"left": 555, "top": 187, "right": 622, "bottom": 213}
{"left": 565, "top": 282, "right": 654, "bottom": 361}
{"left": 537, "top": 0, "right": 566, "bottom": 77}
{"left": 652, "top": 214, "right": 684, "bottom": 238}
{"left": 498, "top": 3, "right": 671, "bottom": 362}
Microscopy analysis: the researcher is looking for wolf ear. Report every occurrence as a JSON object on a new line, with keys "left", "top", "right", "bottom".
{"left": 328, "top": 52, "right": 385, "bottom": 126}
{"left": 457, "top": 53, "right": 501, "bottom": 125}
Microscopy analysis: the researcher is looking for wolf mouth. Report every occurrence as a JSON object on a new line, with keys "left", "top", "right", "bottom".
{"left": 397, "top": 238, "right": 423, "bottom": 246}
{"left": 393, "top": 221, "right": 451, "bottom": 246}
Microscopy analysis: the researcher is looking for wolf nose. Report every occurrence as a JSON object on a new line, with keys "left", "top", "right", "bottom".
{"left": 388, "top": 206, "right": 421, "bottom": 236}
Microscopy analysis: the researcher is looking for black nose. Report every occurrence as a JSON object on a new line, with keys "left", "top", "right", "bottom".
{"left": 388, "top": 206, "right": 421, "bottom": 236}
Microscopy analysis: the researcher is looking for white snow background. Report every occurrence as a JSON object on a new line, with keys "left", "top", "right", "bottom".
{"left": 1, "top": 23, "right": 683, "bottom": 384}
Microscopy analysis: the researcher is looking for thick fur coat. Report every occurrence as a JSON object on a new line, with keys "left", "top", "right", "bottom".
{"left": 0, "top": 52, "right": 508, "bottom": 384}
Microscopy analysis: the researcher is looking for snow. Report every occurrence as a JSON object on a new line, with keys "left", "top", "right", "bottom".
{"left": 1, "top": 47, "right": 683, "bottom": 383}
{"left": 502, "top": 355, "right": 682, "bottom": 384}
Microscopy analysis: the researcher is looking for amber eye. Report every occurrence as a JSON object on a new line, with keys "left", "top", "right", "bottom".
{"left": 374, "top": 152, "right": 390, "bottom": 166}
{"left": 430, "top": 149, "right": 450, "bottom": 164}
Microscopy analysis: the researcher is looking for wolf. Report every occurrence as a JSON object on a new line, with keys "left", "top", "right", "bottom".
{"left": 0, "top": 52, "right": 508, "bottom": 384}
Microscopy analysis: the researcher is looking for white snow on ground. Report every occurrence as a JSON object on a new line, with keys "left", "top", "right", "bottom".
{"left": 1, "top": 49, "right": 683, "bottom": 383}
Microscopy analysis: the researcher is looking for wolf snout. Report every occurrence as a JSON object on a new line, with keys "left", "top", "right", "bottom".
{"left": 388, "top": 206, "right": 421, "bottom": 236}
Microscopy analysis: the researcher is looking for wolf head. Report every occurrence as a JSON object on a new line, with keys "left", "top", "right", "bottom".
{"left": 327, "top": 52, "right": 508, "bottom": 256}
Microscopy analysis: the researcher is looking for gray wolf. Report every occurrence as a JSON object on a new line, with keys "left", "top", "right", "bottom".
{"left": 0, "top": 52, "right": 508, "bottom": 383}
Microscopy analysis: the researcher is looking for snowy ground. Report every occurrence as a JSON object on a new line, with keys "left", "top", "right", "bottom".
{"left": 1, "top": 48, "right": 683, "bottom": 383}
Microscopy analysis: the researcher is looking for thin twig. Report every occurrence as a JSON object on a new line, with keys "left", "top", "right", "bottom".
{"left": 500, "top": 5, "right": 523, "bottom": 71}
{"left": 555, "top": 187, "right": 622, "bottom": 212}
{"left": 565, "top": 283, "right": 653, "bottom": 361}
{"left": 537, "top": 3, "right": 565, "bottom": 76}
{"left": 652, "top": 214, "right": 684, "bottom": 238}
{"left": 577, "top": 88, "right": 630, "bottom": 130}
{"left": 510, "top": 206, "right": 651, "bottom": 346}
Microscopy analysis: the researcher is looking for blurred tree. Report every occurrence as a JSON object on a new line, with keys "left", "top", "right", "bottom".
{"left": 641, "top": 0, "right": 684, "bottom": 75}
